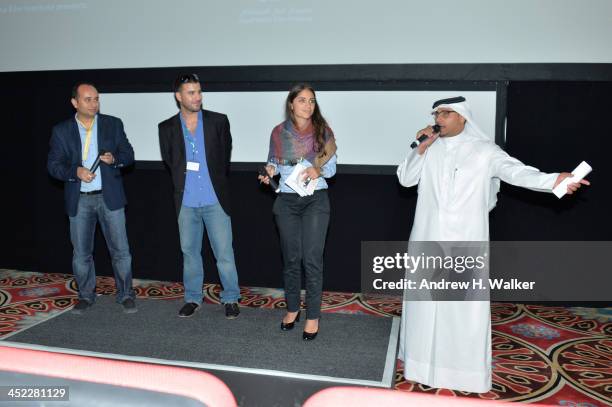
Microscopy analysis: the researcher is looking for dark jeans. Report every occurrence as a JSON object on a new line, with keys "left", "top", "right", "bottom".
{"left": 273, "top": 190, "right": 330, "bottom": 320}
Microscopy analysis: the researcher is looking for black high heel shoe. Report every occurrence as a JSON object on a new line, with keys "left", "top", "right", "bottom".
{"left": 280, "top": 310, "right": 301, "bottom": 331}
{"left": 303, "top": 319, "right": 319, "bottom": 341}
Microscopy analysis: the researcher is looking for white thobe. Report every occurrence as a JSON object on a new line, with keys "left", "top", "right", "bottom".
{"left": 396, "top": 131, "right": 558, "bottom": 393}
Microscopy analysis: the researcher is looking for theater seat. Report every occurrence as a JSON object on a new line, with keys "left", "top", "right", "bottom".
{"left": 0, "top": 345, "right": 236, "bottom": 407}
{"left": 303, "top": 386, "right": 548, "bottom": 407}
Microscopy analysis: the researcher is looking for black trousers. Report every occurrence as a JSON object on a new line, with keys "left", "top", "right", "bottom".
{"left": 273, "top": 190, "right": 330, "bottom": 320}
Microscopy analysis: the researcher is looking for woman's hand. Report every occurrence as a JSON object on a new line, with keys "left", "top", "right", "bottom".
{"left": 302, "top": 166, "right": 321, "bottom": 181}
{"left": 258, "top": 164, "right": 275, "bottom": 184}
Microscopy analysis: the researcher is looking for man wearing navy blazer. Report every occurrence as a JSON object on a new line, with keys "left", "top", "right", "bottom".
{"left": 158, "top": 74, "right": 240, "bottom": 319}
{"left": 48, "top": 82, "right": 137, "bottom": 314}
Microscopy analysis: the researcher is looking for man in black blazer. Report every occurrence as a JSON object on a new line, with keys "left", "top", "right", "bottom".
{"left": 158, "top": 74, "right": 240, "bottom": 319}
{"left": 48, "top": 82, "right": 136, "bottom": 314}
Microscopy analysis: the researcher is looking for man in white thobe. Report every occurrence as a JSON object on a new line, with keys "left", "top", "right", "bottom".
{"left": 396, "top": 96, "right": 588, "bottom": 393}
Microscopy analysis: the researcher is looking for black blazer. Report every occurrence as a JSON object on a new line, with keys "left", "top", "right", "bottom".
{"left": 47, "top": 114, "right": 134, "bottom": 217}
{"left": 158, "top": 109, "right": 233, "bottom": 217}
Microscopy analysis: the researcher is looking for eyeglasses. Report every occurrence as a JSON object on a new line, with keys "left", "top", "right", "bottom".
{"left": 432, "top": 110, "right": 455, "bottom": 119}
{"left": 174, "top": 74, "right": 200, "bottom": 91}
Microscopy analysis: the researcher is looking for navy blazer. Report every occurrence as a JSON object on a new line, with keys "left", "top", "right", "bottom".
{"left": 158, "top": 109, "right": 232, "bottom": 218}
{"left": 47, "top": 114, "right": 134, "bottom": 217}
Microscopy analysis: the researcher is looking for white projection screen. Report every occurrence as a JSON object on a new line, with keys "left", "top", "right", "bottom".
{"left": 5, "top": 1, "right": 607, "bottom": 166}
{"left": 1, "top": 0, "right": 612, "bottom": 72}
{"left": 100, "top": 91, "right": 496, "bottom": 165}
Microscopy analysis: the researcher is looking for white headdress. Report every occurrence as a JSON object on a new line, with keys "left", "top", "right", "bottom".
{"left": 432, "top": 97, "right": 500, "bottom": 210}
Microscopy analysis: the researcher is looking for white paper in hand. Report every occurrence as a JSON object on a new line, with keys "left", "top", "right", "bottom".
{"left": 552, "top": 161, "right": 592, "bottom": 199}
{"left": 284, "top": 163, "right": 319, "bottom": 196}
{"left": 303, "top": 175, "right": 319, "bottom": 195}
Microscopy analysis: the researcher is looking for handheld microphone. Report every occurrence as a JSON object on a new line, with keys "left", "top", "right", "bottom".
{"left": 410, "top": 125, "right": 440, "bottom": 149}
{"left": 258, "top": 166, "right": 280, "bottom": 193}
{"left": 89, "top": 150, "right": 107, "bottom": 173}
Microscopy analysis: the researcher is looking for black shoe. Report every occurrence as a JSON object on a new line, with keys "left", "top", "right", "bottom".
{"left": 178, "top": 302, "right": 199, "bottom": 317}
{"left": 303, "top": 330, "right": 319, "bottom": 341}
{"left": 280, "top": 311, "right": 301, "bottom": 331}
{"left": 225, "top": 303, "right": 240, "bottom": 319}
{"left": 121, "top": 298, "right": 137, "bottom": 314}
{"left": 303, "top": 319, "right": 319, "bottom": 341}
{"left": 72, "top": 299, "right": 92, "bottom": 315}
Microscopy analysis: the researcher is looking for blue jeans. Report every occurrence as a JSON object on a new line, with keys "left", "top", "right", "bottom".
{"left": 69, "top": 194, "right": 134, "bottom": 304}
{"left": 178, "top": 203, "right": 240, "bottom": 304}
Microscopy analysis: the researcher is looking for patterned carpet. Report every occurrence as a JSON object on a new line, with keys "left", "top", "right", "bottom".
{"left": 0, "top": 269, "right": 610, "bottom": 406}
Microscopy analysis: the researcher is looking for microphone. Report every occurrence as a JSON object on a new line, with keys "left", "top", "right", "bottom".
{"left": 89, "top": 150, "right": 107, "bottom": 173}
{"left": 410, "top": 125, "right": 440, "bottom": 149}
{"left": 258, "top": 166, "right": 280, "bottom": 193}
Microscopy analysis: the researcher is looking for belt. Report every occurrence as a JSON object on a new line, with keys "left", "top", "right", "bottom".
{"left": 80, "top": 190, "right": 102, "bottom": 195}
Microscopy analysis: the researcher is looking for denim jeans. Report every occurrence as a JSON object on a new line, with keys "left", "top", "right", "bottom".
{"left": 273, "top": 190, "right": 330, "bottom": 320}
{"left": 69, "top": 194, "right": 134, "bottom": 304}
{"left": 178, "top": 203, "right": 241, "bottom": 304}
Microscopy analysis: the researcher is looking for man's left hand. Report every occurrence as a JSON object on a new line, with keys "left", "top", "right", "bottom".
{"left": 554, "top": 172, "right": 591, "bottom": 195}
{"left": 99, "top": 152, "right": 115, "bottom": 165}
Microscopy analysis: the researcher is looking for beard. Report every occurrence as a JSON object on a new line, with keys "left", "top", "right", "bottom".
{"left": 181, "top": 101, "right": 201, "bottom": 112}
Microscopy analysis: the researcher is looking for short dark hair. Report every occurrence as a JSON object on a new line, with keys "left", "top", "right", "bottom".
{"left": 71, "top": 81, "right": 97, "bottom": 99}
{"left": 173, "top": 73, "right": 200, "bottom": 92}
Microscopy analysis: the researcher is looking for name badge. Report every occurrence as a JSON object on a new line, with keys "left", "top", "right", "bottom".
{"left": 186, "top": 161, "right": 200, "bottom": 171}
